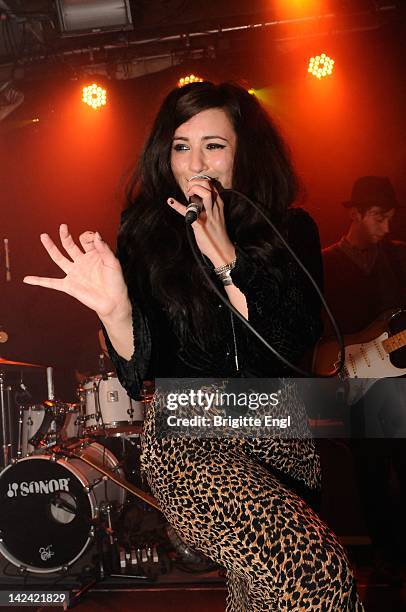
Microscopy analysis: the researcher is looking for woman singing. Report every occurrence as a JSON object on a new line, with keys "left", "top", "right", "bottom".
{"left": 24, "top": 82, "right": 363, "bottom": 610}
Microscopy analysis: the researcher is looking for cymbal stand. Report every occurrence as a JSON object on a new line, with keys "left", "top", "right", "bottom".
{"left": 16, "top": 404, "right": 24, "bottom": 460}
{"left": 46, "top": 366, "right": 55, "bottom": 401}
{"left": 14, "top": 376, "right": 34, "bottom": 460}
{"left": 0, "top": 370, "right": 9, "bottom": 466}
{"left": 5, "top": 384, "right": 12, "bottom": 462}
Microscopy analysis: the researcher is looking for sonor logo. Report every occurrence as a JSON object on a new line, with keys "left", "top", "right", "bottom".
{"left": 6, "top": 478, "right": 70, "bottom": 498}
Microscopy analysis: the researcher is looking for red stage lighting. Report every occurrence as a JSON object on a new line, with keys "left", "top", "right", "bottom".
{"left": 308, "top": 54, "right": 335, "bottom": 79}
{"left": 82, "top": 84, "right": 107, "bottom": 109}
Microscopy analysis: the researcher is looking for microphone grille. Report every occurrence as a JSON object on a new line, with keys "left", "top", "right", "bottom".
{"left": 188, "top": 174, "right": 212, "bottom": 181}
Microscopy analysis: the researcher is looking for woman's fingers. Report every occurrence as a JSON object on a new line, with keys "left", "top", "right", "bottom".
{"left": 186, "top": 182, "right": 214, "bottom": 202}
{"left": 168, "top": 193, "right": 223, "bottom": 223}
{"left": 79, "top": 231, "right": 97, "bottom": 253}
{"left": 186, "top": 181, "right": 220, "bottom": 219}
{"left": 40, "top": 233, "right": 72, "bottom": 274}
{"left": 23, "top": 275, "right": 65, "bottom": 291}
{"left": 93, "top": 232, "right": 121, "bottom": 270}
{"left": 167, "top": 197, "right": 186, "bottom": 217}
{"left": 60, "top": 224, "right": 83, "bottom": 260}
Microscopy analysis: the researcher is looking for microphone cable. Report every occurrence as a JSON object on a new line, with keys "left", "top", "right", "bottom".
{"left": 185, "top": 188, "right": 344, "bottom": 378}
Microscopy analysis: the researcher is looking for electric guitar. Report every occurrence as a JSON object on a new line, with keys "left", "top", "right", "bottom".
{"left": 313, "top": 308, "right": 406, "bottom": 403}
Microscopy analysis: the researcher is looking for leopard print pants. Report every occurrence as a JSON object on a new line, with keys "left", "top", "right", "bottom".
{"left": 140, "top": 386, "right": 364, "bottom": 611}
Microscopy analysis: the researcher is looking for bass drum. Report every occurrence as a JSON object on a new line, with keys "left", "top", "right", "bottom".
{"left": 0, "top": 443, "right": 125, "bottom": 573}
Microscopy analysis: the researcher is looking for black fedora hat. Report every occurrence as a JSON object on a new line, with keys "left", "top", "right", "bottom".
{"left": 343, "top": 176, "right": 399, "bottom": 210}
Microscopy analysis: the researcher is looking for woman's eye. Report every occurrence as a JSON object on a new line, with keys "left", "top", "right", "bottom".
{"left": 173, "top": 143, "right": 189, "bottom": 151}
{"left": 172, "top": 142, "right": 225, "bottom": 152}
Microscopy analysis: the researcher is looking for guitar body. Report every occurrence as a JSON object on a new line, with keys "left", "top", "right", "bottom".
{"left": 313, "top": 308, "right": 406, "bottom": 379}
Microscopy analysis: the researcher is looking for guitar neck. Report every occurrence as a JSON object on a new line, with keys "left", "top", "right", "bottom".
{"left": 382, "top": 330, "right": 406, "bottom": 354}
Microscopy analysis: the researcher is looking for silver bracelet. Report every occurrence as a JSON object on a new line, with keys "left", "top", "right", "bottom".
{"left": 214, "top": 258, "right": 236, "bottom": 286}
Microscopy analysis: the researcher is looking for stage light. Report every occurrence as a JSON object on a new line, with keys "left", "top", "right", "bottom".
{"left": 248, "top": 88, "right": 256, "bottom": 95}
{"left": 308, "top": 53, "right": 335, "bottom": 79}
{"left": 56, "top": 0, "right": 133, "bottom": 36}
{"left": 82, "top": 84, "right": 107, "bottom": 109}
{"left": 177, "top": 74, "right": 204, "bottom": 87}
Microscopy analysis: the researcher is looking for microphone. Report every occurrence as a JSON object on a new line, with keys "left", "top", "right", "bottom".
{"left": 185, "top": 174, "right": 212, "bottom": 224}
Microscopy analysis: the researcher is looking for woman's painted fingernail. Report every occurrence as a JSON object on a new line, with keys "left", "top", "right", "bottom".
{"left": 168, "top": 198, "right": 174, "bottom": 205}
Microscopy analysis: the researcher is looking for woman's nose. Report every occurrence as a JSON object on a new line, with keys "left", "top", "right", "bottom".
{"left": 189, "top": 148, "right": 208, "bottom": 174}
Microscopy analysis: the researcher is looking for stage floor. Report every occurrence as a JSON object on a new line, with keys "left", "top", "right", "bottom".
{"left": 1, "top": 555, "right": 405, "bottom": 611}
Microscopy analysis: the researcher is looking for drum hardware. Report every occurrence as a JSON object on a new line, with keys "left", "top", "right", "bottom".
{"left": 87, "top": 423, "right": 143, "bottom": 438}
{"left": 112, "top": 544, "right": 159, "bottom": 577}
{"left": 100, "top": 502, "right": 115, "bottom": 545}
{"left": 0, "top": 372, "right": 20, "bottom": 466}
{"left": 5, "top": 386, "right": 12, "bottom": 464}
{"left": 0, "top": 360, "right": 50, "bottom": 469}
{"left": 27, "top": 401, "right": 63, "bottom": 450}
{"left": 61, "top": 443, "right": 160, "bottom": 511}
{"left": 46, "top": 366, "right": 55, "bottom": 401}
{"left": 0, "top": 371, "right": 9, "bottom": 466}
{"left": 14, "top": 380, "right": 35, "bottom": 461}
{"left": 18, "top": 400, "right": 84, "bottom": 458}
{"left": 16, "top": 405, "right": 24, "bottom": 460}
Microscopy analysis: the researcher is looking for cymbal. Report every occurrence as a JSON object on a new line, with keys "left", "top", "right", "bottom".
{"left": 0, "top": 357, "right": 45, "bottom": 370}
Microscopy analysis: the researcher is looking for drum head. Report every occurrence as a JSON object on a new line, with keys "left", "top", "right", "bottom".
{"left": 0, "top": 457, "right": 93, "bottom": 572}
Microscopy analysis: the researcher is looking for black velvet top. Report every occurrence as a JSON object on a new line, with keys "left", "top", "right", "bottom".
{"left": 106, "top": 208, "right": 323, "bottom": 399}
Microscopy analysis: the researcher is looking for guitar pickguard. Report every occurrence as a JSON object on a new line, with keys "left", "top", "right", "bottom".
{"left": 344, "top": 332, "right": 406, "bottom": 379}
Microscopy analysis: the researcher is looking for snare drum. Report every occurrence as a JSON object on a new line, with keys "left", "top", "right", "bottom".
{"left": 79, "top": 373, "right": 144, "bottom": 432}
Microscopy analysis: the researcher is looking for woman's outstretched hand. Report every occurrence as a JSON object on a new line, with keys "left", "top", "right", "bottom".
{"left": 24, "top": 224, "right": 131, "bottom": 322}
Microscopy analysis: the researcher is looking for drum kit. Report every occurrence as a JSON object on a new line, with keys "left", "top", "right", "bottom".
{"left": 0, "top": 357, "right": 160, "bottom": 577}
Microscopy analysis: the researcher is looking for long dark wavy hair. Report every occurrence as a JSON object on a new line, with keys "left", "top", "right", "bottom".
{"left": 118, "top": 81, "right": 298, "bottom": 346}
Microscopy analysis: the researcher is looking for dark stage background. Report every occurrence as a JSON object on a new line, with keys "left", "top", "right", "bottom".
{"left": 0, "top": 4, "right": 405, "bottom": 402}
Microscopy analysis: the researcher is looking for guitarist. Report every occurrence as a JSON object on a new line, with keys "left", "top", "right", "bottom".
{"left": 322, "top": 175, "right": 406, "bottom": 584}
{"left": 323, "top": 176, "right": 406, "bottom": 335}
